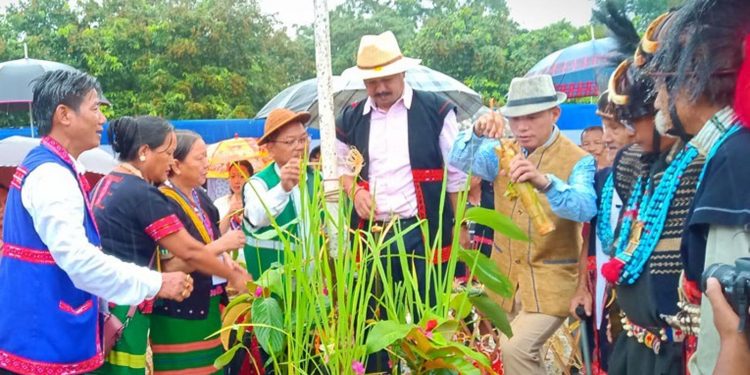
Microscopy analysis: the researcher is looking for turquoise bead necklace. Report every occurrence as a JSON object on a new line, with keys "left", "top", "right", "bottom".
{"left": 619, "top": 145, "right": 699, "bottom": 284}
{"left": 596, "top": 173, "right": 616, "bottom": 252}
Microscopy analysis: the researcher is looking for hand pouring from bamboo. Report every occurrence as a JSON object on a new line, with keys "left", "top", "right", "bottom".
{"left": 489, "top": 99, "right": 555, "bottom": 236}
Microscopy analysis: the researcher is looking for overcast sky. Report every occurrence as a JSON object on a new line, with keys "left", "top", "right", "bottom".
{"left": 259, "top": 0, "right": 595, "bottom": 31}
{"left": 0, "top": 0, "right": 594, "bottom": 31}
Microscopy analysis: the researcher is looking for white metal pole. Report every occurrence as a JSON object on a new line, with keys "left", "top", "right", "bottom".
{"left": 313, "top": 0, "right": 340, "bottom": 256}
{"left": 29, "top": 102, "right": 34, "bottom": 137}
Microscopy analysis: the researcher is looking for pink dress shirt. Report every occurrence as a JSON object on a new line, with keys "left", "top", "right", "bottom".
{"left": 336, "top": 85, "right": 466, "bottom": 221}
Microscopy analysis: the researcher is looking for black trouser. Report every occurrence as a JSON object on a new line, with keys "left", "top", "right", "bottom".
{"left": 364, "top": 218, "right": 445, "bottom": 373}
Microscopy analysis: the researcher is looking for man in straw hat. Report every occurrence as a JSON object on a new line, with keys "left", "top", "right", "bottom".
{"left": 450, "top": 74, "right": 596, "bottom": 373}
{"left": 335, "top": 30, "right": 466, "bottom": 372}
{"left": 644, "top": 0, "right": 750, "bottom": 373}
{"left": 243, "top": 107, "right": 312, "bottom": 281}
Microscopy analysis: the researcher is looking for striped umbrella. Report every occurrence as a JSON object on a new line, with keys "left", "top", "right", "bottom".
{"left": 526, "top": 38, "right": 617, "bottom": 99}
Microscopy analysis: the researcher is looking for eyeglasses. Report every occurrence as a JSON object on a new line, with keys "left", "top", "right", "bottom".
{"left": 271, "top": 135, "right": 310, "bottom": 147}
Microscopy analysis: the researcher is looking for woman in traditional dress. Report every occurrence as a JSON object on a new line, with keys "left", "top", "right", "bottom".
{"left": 90, "top": 116, "right": 248, "bottom": 375}
{"left": 214, "top": 160, "right": 254, "bottom": 234}
{"left": 214, "top": 160, "right": 253, "bottom": 264}
{"left": 150, "top": 130, "right": 235, "bottom": 374}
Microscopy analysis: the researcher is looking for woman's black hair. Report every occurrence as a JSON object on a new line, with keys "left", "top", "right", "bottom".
{"left": 228, "top": 160, "right": 254, "bottom": 176}
{"left": 581, "top": 126, "right": 603, "bottom": 143}
{"left": 108, "top": 116, "right": 174, "bottom": 162}
{"left": 173, "top": 130, "right": 202, "bottom": 163}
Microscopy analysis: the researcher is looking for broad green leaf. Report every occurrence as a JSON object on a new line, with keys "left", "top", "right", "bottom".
{"left": 439, "top": 356, "right": 482, "bottom": 375}
{"left": 469, "top": 294, "right": 513, "bottom": 338}
{"left": 464, "top": 206, "right": 528, "bottom": 242}
{"left": 449, "top": 292, "right": 472, "bottom": 320}
{"left": 251, "top": 297, "right": 285, "bottom": 356}
{"left": 365, "top": 321, "right": 413, "bottom": 354}
{"left": 444, "top": 341, "right": 493, "bottom": 369}
{"left": 256, "top": 268, "right": 284, "bottom": 297}
{"left": 458, "top": 249, "right": 513, "bottom": 298}
{"left": 213, "top": 344, "right": 245, "bottom": 369}
{"left": 433, "top": 320, "right": 460, "bottom": 339}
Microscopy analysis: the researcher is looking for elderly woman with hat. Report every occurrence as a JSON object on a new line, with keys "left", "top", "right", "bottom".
{"left": 450, "top": 74, "right": 597, "bottom": 374}
{"left": 242, "top": 108, "right": 312, "bottom": 280}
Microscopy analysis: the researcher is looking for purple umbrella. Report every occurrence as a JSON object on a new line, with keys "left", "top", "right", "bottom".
{"left": 526, "top": 38, "right": 617, "bottom": 99}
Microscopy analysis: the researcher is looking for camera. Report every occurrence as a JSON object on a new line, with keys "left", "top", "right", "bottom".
{"left": 702, "top": 257, "right": 750, "bottom": 333}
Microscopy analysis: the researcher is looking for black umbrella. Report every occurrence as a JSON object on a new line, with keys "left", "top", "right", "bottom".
{"left": 0, "top": 49, "right": 78, "bottom": 136}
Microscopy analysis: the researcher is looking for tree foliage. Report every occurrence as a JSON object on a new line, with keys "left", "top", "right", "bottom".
{"left": 594, "top": 0, "right": 685, "bottom": 31}
{"left": 1, "top": 0, "right": 636, "bottom": 128}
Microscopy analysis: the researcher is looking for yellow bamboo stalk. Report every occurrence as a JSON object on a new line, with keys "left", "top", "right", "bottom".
{"left": 494, "top": 139, "right": 556, "bottom": 236}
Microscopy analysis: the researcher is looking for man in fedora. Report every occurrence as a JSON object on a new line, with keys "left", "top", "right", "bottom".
{"left": 243, "top": 107, "right": 312, "bottom": 280}
{"left": 335, "top": 30, "right": 466, "bottom": 371}
{"left": 451, "top": 74, "right": 597, "bottom": 374}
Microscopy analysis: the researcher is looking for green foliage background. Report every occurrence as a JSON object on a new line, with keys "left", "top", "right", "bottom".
{"left": 0, "top": 0, "right": 679, "bottom": 127}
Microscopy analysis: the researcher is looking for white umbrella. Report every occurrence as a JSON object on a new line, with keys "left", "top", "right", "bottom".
{"left": 0, "top": 136, "right": 117, "bottom": 174}
{"left": 256, "top": 65, "right": 483, "bottom": 126}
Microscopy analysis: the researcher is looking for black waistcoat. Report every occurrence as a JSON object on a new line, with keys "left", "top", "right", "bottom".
{"left": 335, "top": 90, "right": 457, "bottom": 257}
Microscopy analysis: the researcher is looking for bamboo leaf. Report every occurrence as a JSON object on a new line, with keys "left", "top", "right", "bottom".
{"left": 251, "top": 297, "right": 285, "bottom": 356}
{"left": 449, "top": 292, "right": 472, "bottom": 320}
{"left": 464, "top": 206, "right": 528, "bottom": 242}
{"left": 457, "top": 249, "right": 513, "bottom": 298}
{"left": 248, "top": 218, "right": 300, "bottom": 241}
{"left": 213, "top": 344, "right": 246, "bottom": 369}
{"left": 469, "top": 294, "right": 513, "bottom": 338}
{"left": 365, "top": 321, "right": 413, "bottom": 354}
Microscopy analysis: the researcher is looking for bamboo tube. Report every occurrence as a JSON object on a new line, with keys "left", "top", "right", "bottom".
{"left": 488, "top": 99, "right": 555, "bottom": 236}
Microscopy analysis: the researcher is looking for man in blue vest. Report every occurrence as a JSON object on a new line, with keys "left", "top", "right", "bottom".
{"left": 335, "top": 31, "right": 466, "bottom": 372}
{"left": 0, "top": 70, "right": 190, "bottom": 374}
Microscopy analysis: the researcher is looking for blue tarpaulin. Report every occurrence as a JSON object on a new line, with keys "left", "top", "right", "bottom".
{"left": 0, "top": 118, "right": 321, "bottom": 143}
{"left": 0, "top": 104, "right": 596, "bottom": 143}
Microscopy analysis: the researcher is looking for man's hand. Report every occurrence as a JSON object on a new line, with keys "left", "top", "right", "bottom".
{"left": 353, "top": 188, "right": 375, "bottom": 220}
{"left": 280, "top": 157, "right": 301, "bottom": 192}
{"left": 569, "top": 286, "right": 593, "bottom": 319}
{"left": 216, "top": 229, "right": 246, "bottom": 252}
{"left": 706, "top": 277, "right": 742, "bottom": 339}
{"left": 157, "top": 272, "right": 194, "bottom": 302}
{"left": 706, "top": 277, "right": 750, "bottom": 375}
{"left": 473, "top": 112, "right": 506, "bottom": 139}
{"left": 459, "top": 224, "right": 471, "bottom": 249}
{"left": 508, "top": 154, "right": 550, "bottom": 190}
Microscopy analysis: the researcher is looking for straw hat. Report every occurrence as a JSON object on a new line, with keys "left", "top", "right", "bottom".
{"left": 500, "top": 75, "right": 567, "bottom": 118}
{"left": 258, "top": 108, "right": 311, "bottom": 145}
{"left": 348, "top": 31, "right": 421, "bottom": 80}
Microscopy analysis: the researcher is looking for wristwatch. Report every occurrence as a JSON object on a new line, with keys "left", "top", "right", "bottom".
{"left": 540, "top": 174, "right": 555, "bottom": 193}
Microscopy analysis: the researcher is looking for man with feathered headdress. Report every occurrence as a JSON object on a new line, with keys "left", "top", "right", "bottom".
{"left": 647, "top": 0, "right": 750, "bottom": 373}
{"left": 597, "top": 6, "right": 720, "bottom": 373}
{"left": 568, "top": 3, "right": 638, "bottom": 372}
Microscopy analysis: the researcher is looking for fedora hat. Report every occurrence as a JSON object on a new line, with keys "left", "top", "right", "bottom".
{"left": 348, "top": 31, "right": 422, "bottom": 80}
{"left": 258, "top": 108, "right": 311, "bottom": 145}
{"left": 500, "top": 75, "right": 567, "bottom": 118}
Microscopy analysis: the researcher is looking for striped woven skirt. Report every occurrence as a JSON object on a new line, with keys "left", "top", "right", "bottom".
{"left": 90, "top": 306, "right": 151, "bottom": 375}
{"left": 149, "top": 295, "right": 224, "bottom": 375}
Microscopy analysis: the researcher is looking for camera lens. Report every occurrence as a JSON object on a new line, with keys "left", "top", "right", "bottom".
{"left": 702, "top": 263, "right": 736, "bottom": 293}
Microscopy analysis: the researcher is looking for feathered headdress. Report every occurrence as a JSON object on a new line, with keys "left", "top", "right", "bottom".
{"left": 594, "top": 0, "right": 656, "bottom": 123}
{"left": 649, "top": 0, "right": 750, "bottom": 119}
